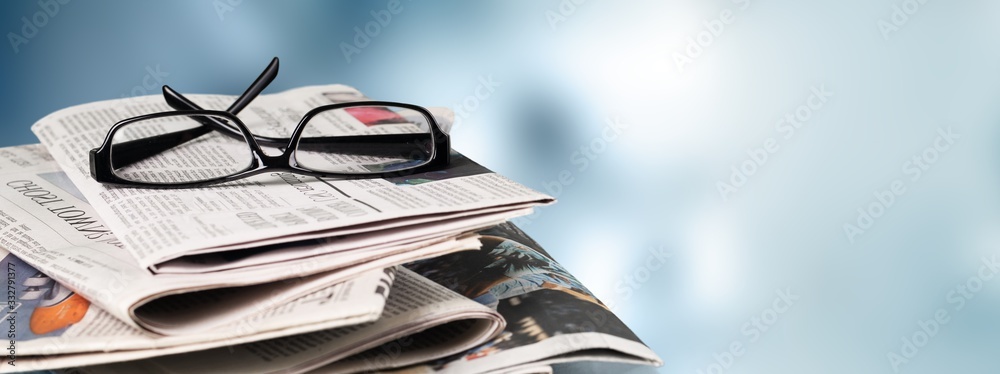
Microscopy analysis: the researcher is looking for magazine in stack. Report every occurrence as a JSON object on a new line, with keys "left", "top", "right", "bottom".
{"left": 0, "top": 84, "right": 662, "bottom": 373}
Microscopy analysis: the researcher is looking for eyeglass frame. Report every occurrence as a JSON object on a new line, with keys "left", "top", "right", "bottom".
{"left": 89, "top": 58, "right": 450, "bottom": 188}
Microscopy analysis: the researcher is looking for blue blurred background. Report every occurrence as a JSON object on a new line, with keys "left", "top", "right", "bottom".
{"left": 3, "top": 1, "right": 1000, "bottom": 373}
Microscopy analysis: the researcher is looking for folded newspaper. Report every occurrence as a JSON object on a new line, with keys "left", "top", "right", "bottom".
{"left": 394, "top": 223, "right": 662, "bottom": 373}
{"left": 3, "top": 249, "right": 506, "bottom": 372}
{"left": 0, "top": 144, "right": 483, "bottom": 336}
{"left": 30, "top": 84, "right": 553, "bottom": 272}
{"left": 16, "top": 223, "right": 660, "bottom": 373}
{"left": 4, "top": 84, "right": 552, "bottom": 335}
{"left": 1, "top": 82, "right": 661, "bottom": 372}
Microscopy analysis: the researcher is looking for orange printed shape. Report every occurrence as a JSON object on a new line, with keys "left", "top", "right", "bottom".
{"left": 29, "top": 293, "right": 90, "bottom": 335}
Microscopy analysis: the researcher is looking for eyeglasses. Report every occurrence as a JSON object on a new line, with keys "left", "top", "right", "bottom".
{"left": 89, "top": 57, "right": 450, "bottom": 188}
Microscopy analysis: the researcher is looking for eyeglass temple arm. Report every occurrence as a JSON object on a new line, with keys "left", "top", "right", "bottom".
{"left": 166, "top": 82, "right": 437, "bottom": 155}
{"left": 116, "top": 56, "right": 437, "bottom": 167}
{"left": 106, "top": 128, "right": 221, "bottom": 170}
{"left": 226, "top": 57, "right": 279, "bottom": 115}
{"left": 106, "top": 58, "right": 280, "bottom": 169}
{"left": 159, "top": 56, "right": 284, "bottom": 146}
{"left": 295, "top": 134, "right": 436, "bottom": 158}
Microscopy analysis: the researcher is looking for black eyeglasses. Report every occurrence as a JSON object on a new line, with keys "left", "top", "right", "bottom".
{"left": 89, "top": 57, "right": 450, "bottom": 188}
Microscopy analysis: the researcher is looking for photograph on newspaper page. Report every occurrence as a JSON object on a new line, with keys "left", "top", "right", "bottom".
{"left": 399, "top": 223, "right": 663, "bottom": 373}
{"left": 310, "top": 223, "right": 662, "bottom": 374}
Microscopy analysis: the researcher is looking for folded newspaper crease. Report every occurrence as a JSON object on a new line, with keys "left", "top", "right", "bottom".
{"left": 73, "top": 268, "right": 505, "bottom": 374}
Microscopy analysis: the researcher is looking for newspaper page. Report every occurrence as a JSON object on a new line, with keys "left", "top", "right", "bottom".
{"left": 0, "top": 248, "right": 394, "bottom": 373}
{"left": 391, "top": 222, "right": 662, "bottom": 373}
{"left": 30, "top": 84, "right": 553, "bottom": 269}
{"left": 0, "top": 144, "right": 493, "bottom": 335}
{"left": 71, "top": 268, "right": 504, "bottom": 374}
{"left": 271, "top": 222, "right": 662, "bottom": 374}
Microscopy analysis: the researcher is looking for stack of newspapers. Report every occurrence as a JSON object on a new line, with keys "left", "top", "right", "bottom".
{"left": 0, "top": 85, "right": 662, "bottom": 373}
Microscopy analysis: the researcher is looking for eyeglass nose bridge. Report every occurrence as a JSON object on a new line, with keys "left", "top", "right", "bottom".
{"left": 251, "top": 145, "right": 295, "bottom": 166}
